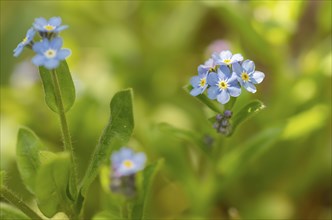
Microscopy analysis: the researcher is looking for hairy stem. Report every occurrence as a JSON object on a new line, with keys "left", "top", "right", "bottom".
{"left": 50, "top": 69, "right": 78, "bottom": 197}
{"left": 0, "top": 186, "right": 43, "bottom": 220}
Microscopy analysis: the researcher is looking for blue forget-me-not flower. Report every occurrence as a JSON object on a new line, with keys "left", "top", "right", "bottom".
{"left": 13, "top": 28, "right": 36, "bottom": 57}
{"left": 33, "top": 17, "right": 68, "bottom": 34}
{"left": 212, "top": 50, "right": 243, "bottom": 66}
{"left": 111, "top": 147, "right": 146, "bottom": 177}
{"left": 32, "top": 37, "right": 71, "bottom": 70}
{"left": 232, "top": 60, "right": 265, "bottom": 93}
{"left": 207, "top": 65, "right": 241, "bottom": 104}
{"left": 190, "top": 71, "right": 209, "bottom": 96}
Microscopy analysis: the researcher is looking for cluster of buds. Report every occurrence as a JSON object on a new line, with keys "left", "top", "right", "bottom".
{"left": 213, "top": 110, "right": 233, "bottom": 136}
{"left": 110, "top": 147, "right": 146, "bottom": 197}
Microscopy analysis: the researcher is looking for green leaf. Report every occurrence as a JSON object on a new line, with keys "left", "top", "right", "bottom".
{"left": 35, "top": 152, "right": 72, "bottom": 218}
{"left": 0, "top": 171, "right": 5, "bottom": 188}
{"left": 92, "top": 211, "right": 122, "bottom": 220}
{"left": 16, "top": 127, "right": 43, "bottom": 194}
{"left": 80, "top": 89, "right": 134, "bottom": 197}
{"left": 231, "top": 100, "right": 266, "bottom": 135}
{"left": 0, "top": 203, "right": 30, "bottom": 220}
{"left": 183, "top": 84, "right": 222, "bottom": 113}
{"left": 39, "top": 60, "right": 75, "bottom": 113}
{"left": 131, "top": 160, "right": 163, "bottom": 220}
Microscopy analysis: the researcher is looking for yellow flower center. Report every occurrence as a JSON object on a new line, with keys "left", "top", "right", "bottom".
{"left": 44, "top": 49, "right": 56, "bottom": 59}
{"left": 218, "top": 80, "right": 228, "bottom": 90}
{"left": 44, "top": 24, "right": 55, "bottom": 31}
{"left": 123, "top": 160, "right": 134, "bottom": 168}
{"left": 241, "top": 72, "right": 249, "bottom": 82}
{"left": 199, "top": 78, "right": 206, "bottom": 87}
{"left": 22, "top": 37, "right": 28, "bottom": 44}
{"left": 223, "top": 59, "right": 231, "bottom": 65}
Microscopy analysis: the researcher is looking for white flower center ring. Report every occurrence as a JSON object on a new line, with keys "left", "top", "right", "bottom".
{"left": 44, "top": 49, "right": 57, "bottom": 59}
{"left": 218, "top": 80, "right": 228, "bottom": 90}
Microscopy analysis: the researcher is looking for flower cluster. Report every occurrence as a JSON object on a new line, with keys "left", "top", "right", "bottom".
{"left": 189, "top": 50, "right": 265, "bottom": 104}
{"left": 13, "top": 17, "right": 71, "bottom": 70}
{"left": 110, "top": 147, "right": 146, "bottom": 196}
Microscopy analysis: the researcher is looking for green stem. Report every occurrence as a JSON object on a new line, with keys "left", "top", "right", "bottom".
{"left": 0, "top": 186, "right": 43, "bottom": 220}
{"left": 50, "top": 69, "right": 78, "bottom": 196}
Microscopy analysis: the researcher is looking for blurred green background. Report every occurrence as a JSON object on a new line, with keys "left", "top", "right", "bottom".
{"left": 1, "top": 1, "right": 331, "bottom": 219}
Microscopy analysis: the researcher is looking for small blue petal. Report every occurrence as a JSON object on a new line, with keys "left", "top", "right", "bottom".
{"left": 232, "top": 62, "right": 242, "bottom": 76}
{"left": 44, "top": 59, "right": 59, "bottom": 70}
{"left": 243, "top": 82, "right": 257, "bottom": 93}
{"left": 207, "top": 86, "right": 219, "bottom": 100}
{"left": 26, "top": 28, "right": 36, "bottom": 40}
{"left": 32, "top": 55, "right": 46, "bottom": 66}
{"left": 207, "top": 72, "right": 218, "bottom": 86}
{"left": 211, "top": 52, "right": 220, "bottom": 63}
{"left": 217, "top": 89, "right": 230, "bottom": 104}
{"left": 218, "top": 65, "right": 231, "bottom": 79}
{"left": 190, "top": 87, "right": 203, "bottom": 96}
{"left": 228, "top": 86, "right": 241, "bottom": 97}
{"left": 190, "top": 76, "right": 200, "bottom": 87}
{"left": 13, "top": 44, "right": 24, "bottom": 57}
{"left": 50, "top": 37, "right": 63, "bottom": 49}
{"left": 251, "top": 71, "right": 265, "bottom": 84}
{"left": 55, "top": 25, "right": 68, "bottom": 32}
{"left": 34, "top": 17, "right": 47, "bottom": 26}
{"left": 132, "top": 153, "right": 146, "bottom": 168}
{"left": 49, "top": 17, "right": 62, "bottom": 26}
{"left": 227, "top": 73, "right": 238, "bottom": 84}
{"left": 198, "top": 65, "right": 208, "bottom": 75}
{"left": 220, "top": 50, "right": 232, "bottom": 60}
{"left": 231, "top": 53, "right": 243, "bottom": 63}
{"left": 32, "top": 41, "right": 45, "bottom": 53}
{"left": 111, "top": 154, "right": 122, "bottom": 167}
{"left": 119, "top": 147, "right": 134, "bottom": 160}
{"left": 242, "top": 60, "right": 255, "bottom": 73}
{"left": 57, "top": 49, "right": 71, "bottom": 60}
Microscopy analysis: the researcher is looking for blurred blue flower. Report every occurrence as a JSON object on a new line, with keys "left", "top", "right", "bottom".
{"left": 232, "top": 60, "right": 265, "bottom": 93}
{"left": 33, "top": 17, "right": 68, "bottom": 33}
{"left": 190, "top": 71, "right": 208, "bottom": 96}
{"left": 13, "top": 28, "right": 36, "bottom": 57}
{"left": 198, "top": 58, "right": 216, "bottom": 74}
{"left": 212, "top": 50, "right": 243, "bottom": 66}
{"left": 32, "top": 37, "right": 71, "bottom": 70}
{"left": 111, "top": 147, "right": 146, "bottom": 177}
{"left": 207, "top": 66, "right": 241, "bottom": 104}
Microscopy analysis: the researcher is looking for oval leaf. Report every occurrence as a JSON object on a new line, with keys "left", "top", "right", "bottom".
{"left": 35, "top": 153, "right": 72, "bottom": 217}
{"left": 131, "top": 160, "right": 163, "bottom": 220}
{"left": 16, "top": 127, "right": 43, "bottom": 194}
{"left": 231, "top": 100, "right": 266, "bottom": 133}
{"left": 80, "top": 89, "right": 134, "bottom": 197}
{"left": 0, "top": 203, "right": 30, "bottom": 220}
{"left": 39, "top": 60, "right": 75, "bottom": 113}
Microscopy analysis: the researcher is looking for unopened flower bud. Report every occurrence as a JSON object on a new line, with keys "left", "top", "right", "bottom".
{"left": 224, "top": 110, "right": 232, "bottom": 118}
